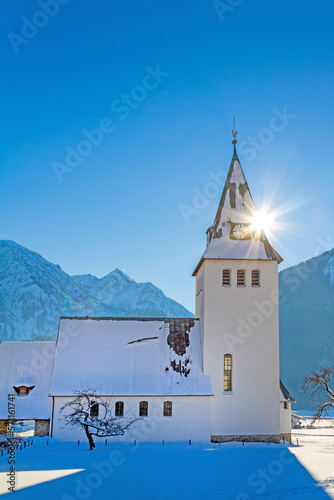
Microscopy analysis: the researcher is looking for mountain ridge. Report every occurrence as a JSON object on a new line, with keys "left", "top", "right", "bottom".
{"left": 0, "top": 240, "right": 193, "bottom": 341}
{"left": 279, "top": 247, "right": 334, "bottom": 409}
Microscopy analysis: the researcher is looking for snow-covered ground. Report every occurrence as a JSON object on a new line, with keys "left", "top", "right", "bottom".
{"left": 0, "top": 421, "right": 333, "bottom": 499}
{"left": 290, "top": 418, "right": 334, "bottom": 499}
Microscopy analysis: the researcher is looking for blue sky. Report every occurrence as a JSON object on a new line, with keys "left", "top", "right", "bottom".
{"left": 1, "top": 0, "right": 334, "bottom": 312}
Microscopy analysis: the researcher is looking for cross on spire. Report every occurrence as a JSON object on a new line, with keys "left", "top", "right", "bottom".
{"left": 232, "top": 116, "right": 238, "bottom": 145}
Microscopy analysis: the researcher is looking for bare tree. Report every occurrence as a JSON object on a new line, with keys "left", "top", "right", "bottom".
{"left": 302, "top": 365, "right": 334, "bottom": 424}
{"left": 60, "top": 386, "right": 141, "bottom": 450}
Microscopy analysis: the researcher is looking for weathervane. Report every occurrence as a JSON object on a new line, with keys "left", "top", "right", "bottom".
{"left": 232, "top": 116, "right": 238, "bottom": 145}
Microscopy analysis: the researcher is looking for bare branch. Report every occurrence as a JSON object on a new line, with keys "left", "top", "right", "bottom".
{"left": 60, "top": 384, "right": 141, "bottom": 450}
{"left": 302, "top": 365, "right": 334, "bottom": 424}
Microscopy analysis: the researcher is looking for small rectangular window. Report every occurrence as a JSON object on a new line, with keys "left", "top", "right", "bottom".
{"left": 252, "top": 269, "right": 260, "bottom": 287}
{"left": 90, "top": 402, "right": 99, "bottom": 418}
{"left": 163, "top": 401, "right": 172, "bottom": 417}
{"left": 222, "top": 269, "right": 231, "bottom": 287}
{"left": 115, "top": 401, "right": 124, "bottom": 417}
{"left": 224, "top": 354, "right": 232, "bottom": 392}
{"left": 196, "top": 274, "right": 203, "bottom": 296}
{"left": 284, "top": 402, "right": 288, "bottom": 410}
{"left": 237, "top": 269, "right": 246, "bottom": 287}
{"left": 139, "top": 401, "right": 148, "bottom": 417}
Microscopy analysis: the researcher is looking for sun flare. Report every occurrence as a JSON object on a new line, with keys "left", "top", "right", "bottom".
{"left": 249, "top": 210, "right": 276, "bottom": 235}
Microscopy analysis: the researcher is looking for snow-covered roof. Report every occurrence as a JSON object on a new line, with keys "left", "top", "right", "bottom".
{"left": 0, "top": 342, "right": 56, "bottom": 419}
{"left": 193, "top": 147, "right": 282, "bottom": 275}
{"left": 291, "top": 411, "right": 306, "bottom": 421}
{"left": 50, "top": 318, "right": 213, "bottom": 397}
{"left": 280, "top": 380, "right": 295, "bottom": 403}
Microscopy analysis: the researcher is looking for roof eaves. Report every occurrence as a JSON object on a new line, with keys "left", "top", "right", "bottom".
{"left": 280, "top": 380, "right": 295, "bottom": 402}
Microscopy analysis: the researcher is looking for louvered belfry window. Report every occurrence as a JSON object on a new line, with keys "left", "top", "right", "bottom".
{"left": 237, "top": 269, "right": 246, "bottom": 287}
{"left": 224, "top": 354, "right": 232, "bottom": 392}
{"left": 252, "top": 269, "right": 260, "bottom": 287}
{"left": 222, "top": 269, "right": 231, "bottom": 287}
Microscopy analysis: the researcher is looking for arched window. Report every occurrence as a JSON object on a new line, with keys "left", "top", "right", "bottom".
{"left": 252, "top": 269, "right": 260, "bottom": 287}
{"left": 222, "top": 269, "right": 231, "bottom": 287}
{"left": 115, "top": 401, "right": 124, "bottom": 417}
{"left": 163, "top": 401, "right": 172, "bottom": 417}
{"left": 90, "top": 401, "right": 99, "bottom": 418}
{"left": 224, "top": 354, "right": 232, "bottom": 392}
{"left": 139, "top": 401, "right": 148, "bottom": 417}
{"left": 237, "top": 269, "right": 246, "bottom": 287}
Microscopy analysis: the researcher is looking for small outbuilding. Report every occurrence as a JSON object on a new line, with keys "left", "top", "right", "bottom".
{"left": 0, "top": 342, "right": 56, "bottom": 436}
{"left": 280, "top": 380, "right": 295, "bottom": 441}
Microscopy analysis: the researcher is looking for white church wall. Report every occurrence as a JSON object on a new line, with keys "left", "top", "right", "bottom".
{"left": 198, "top": 259, "right": 281, "bottom": 439}
{"left": 52, "top": 396, "right": 211, "bottom": 443}
{"left": 195, "top": 265, "right": 205, "bottom": 351}
{"left": 280, "top": 402, "right": 292, "bottom": 438}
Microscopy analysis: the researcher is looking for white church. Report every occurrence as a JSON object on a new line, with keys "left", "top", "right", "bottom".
{"left": 0, "top": 135, "right": 294, "bottom": 443}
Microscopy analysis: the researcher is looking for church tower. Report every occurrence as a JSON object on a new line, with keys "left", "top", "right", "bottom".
{"left": 193, "top": 126, "right": 283, "bottom": 442}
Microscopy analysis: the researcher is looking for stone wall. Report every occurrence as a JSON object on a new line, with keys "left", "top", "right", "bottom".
{"left": 280, "top": 433, "right": 291, "bottom": 443}
{"left": 0, "top": 420, "right": 9, "bottom": 434}
{"left": 35, "top": 419, "right": 50, "bottom": 437}
{"left": 211, "top": 434, "right": 280, "bottom": 444}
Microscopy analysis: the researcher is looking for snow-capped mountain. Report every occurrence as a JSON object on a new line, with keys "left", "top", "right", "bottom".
{"left": 71, "top": 271, "right": 191, "bottom": 318}
{"left": 0, "top": 240, "right": 193, "bottom": 341}
{"left": 279, "top": 249, "right": 334, "bottom": 409}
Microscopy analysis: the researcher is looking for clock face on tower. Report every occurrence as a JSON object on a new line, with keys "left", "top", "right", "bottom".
{"left": 231, "top": 223, "right": 250, "bottom": 240}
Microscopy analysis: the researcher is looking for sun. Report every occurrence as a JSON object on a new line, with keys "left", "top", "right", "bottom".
{"left": 249, "top": 210, "right": 276, "bottom": 235}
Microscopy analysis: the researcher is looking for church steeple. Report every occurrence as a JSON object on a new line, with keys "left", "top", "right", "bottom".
{"left": 193, "top": 129, "right": 282, "bottom": 276}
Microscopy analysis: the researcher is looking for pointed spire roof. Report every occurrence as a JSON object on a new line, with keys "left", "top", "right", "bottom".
{"left": 193, "top": 141, "right": 282, "bottom": 276}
